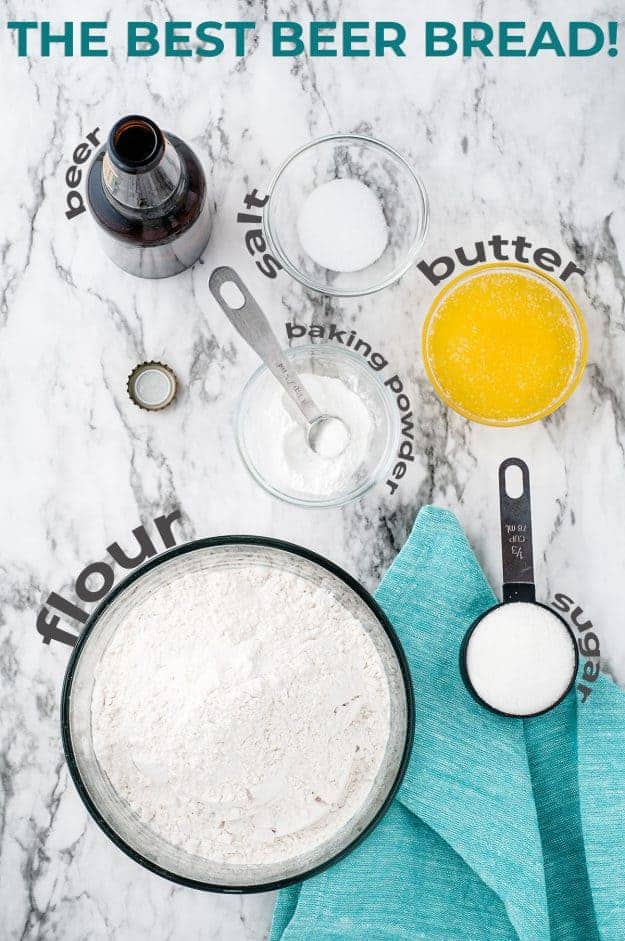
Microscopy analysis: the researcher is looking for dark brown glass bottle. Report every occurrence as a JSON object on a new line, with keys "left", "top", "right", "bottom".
{"left": 87, "top": 115, "right": 212, "bottom": 279}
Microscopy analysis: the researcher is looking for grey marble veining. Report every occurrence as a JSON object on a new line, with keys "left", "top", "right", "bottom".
{"left": 2, "top": 0, "right": 625, "bottom": 937}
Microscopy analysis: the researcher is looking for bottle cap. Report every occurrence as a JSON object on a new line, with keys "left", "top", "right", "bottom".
{"left": 127, "top": 362, "right": 177, "bottom": 411}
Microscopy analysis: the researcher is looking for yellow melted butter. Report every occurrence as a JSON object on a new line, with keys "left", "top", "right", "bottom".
{"left": 424, "top": 269, "right": 582, "bottom": 424}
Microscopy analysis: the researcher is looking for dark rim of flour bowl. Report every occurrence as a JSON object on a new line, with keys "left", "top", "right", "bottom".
{"left": 458, "top": 600, "right": 580, "bottom": 719}
{"left": 61, "top": 535, "right": 415, "bottom": 894}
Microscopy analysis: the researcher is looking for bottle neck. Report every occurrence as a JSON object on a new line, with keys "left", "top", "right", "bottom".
{"left": 102, "top": 115, "right": 183, "bottom": 211}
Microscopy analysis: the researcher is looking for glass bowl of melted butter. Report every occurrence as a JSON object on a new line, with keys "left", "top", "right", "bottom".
{"left": 422, "top": 262, "right": 588, "bottom": 426}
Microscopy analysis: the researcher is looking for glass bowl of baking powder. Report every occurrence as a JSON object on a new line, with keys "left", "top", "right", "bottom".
{"left": 61, "top": 537, "right": 414, "bottom": 892}
{"left": 236, "top": 345, "right": 400, "bottom": 508}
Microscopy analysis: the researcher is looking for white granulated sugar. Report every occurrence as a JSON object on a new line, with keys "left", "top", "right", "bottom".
{"left": 465, "top": 602, "right": 577, "bottom": 716}
{"left": 297, "top": 178, "right": 389, "bottom": 273}
{"left": 249, "top": 372, "right": 374, "bottom": 498}
{"left": 91, "top": 564, "right": 390, "bottom": 866}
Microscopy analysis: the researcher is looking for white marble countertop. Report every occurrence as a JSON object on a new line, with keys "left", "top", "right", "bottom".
{"left": 2, "top": 0, "right": 625, "bottom": 937}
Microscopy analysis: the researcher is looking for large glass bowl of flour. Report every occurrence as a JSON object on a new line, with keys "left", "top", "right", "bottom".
{"left": 237, "top": 345, "right": 400, "bottom": 507}
{"left": 61, "top": 537, "right": 414, "bottom": 892}
{"left": 264, "top": 134, "right": 429, "bottom": 297}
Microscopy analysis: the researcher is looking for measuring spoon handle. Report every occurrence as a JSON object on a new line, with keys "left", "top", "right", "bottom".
{"left": 209, "top": 266, "right": 322, "bottom": 425}
{"left": 499, "top": 457, "right": 536, "bottom": 603}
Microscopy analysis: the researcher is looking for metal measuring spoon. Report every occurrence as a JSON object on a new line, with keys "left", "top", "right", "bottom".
{"left": 209, "top": 266, "right": 350, "bottom": 457}
{"left": 459, "top": 458, "right": 578, "bottom": 719}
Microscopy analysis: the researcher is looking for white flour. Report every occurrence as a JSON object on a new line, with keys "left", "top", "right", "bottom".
{"left": 91, "top": 564, "right": 390, "bottom": 866}
{"left": 247, "top": 372, "right": 374, "bottom": 499}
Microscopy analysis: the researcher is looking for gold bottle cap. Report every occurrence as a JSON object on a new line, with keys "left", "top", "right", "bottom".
{"left": 127, "top": 361, "right": 177, "bottom": 411}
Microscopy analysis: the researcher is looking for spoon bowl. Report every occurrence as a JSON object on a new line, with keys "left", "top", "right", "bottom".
{"left": 307, "top": 414, "right": 350, "bottom": 457}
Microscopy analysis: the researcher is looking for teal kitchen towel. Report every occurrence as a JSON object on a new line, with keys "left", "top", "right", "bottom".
{"left": 271, "top": 506, "right": 625, "bottom": 941}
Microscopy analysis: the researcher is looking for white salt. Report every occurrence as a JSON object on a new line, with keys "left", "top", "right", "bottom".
{"left": 297, "top": 178, "right": 389, "bottom": 273}
{"left": 465, "top": 602, "right": 577, "bottom": 716}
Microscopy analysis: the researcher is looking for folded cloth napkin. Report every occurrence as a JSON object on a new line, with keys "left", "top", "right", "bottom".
{"left": 271, "top": 506, "right": 625, "bottom": 941}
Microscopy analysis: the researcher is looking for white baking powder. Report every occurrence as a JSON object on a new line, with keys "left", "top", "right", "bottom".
{"left": 91, "top": 564, "right": 390, "bottom": 866}
{"left": 297, "top": 178, "right": 389, "bottom": 273}
{"left": 311, "top": 416, "right": 350, "bottom": 458}
{"left": 465, "top": 602, "right": 577, "bottom": 716}
{"left": 247, "top": 372, "right": 375, "bottom": 499}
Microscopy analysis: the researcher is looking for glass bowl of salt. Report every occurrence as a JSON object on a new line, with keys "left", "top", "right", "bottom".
{"left": 264, "top": 134, "right": 429, "bottom": 297}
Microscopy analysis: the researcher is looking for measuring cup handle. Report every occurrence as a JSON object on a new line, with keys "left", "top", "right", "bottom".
{"left": 208, "top": 266, "right": 321, "bottom": 425}
{"left": 499, "top": 457, "right": 536, "bottom": 603}
{"left": 209, "top": 266, "right": 284, "bottom": 364}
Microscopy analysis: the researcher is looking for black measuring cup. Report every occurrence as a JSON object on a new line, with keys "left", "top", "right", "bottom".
{"left": 460, "top": 458, "right": 579, "bottom": 718}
